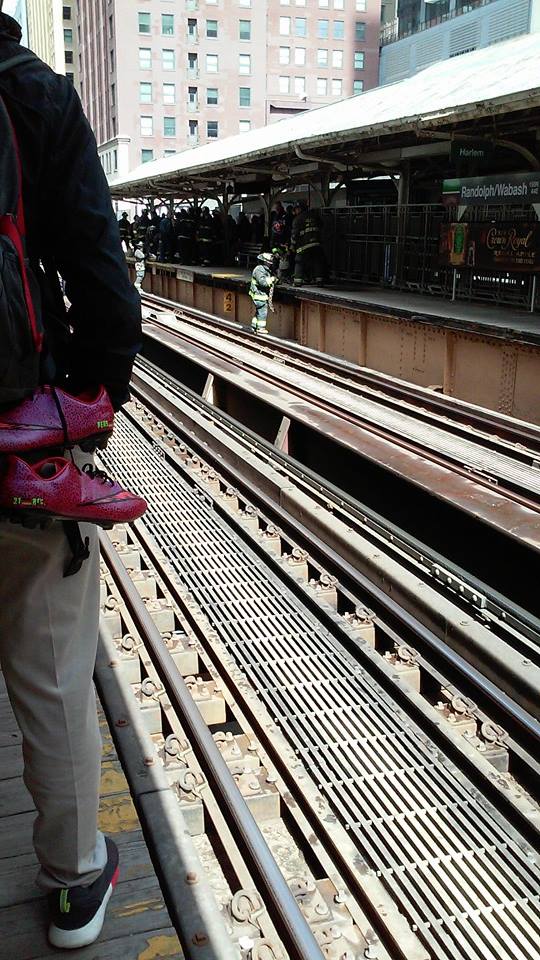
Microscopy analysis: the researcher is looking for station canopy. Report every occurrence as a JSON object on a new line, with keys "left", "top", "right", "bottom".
{"left": 110, "top": 34, "right": 540, "bottom": 201}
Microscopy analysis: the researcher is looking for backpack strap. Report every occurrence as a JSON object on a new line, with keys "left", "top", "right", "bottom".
{"left": 0, "top": 51, "right": 42, "bottom": 351}
{"left": 0, "top": 52, "right": 37, "bottom": 76}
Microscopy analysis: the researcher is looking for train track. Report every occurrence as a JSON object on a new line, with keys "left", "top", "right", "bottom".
{"left": 140, "top": 291, "right": 540, "bottom": 471}
{"left": 97, "top": 383, "right": 540, "bottom": 960}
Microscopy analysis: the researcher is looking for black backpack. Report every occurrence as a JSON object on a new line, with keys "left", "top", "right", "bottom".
{"left": 0, "top": 52, "right": 43, "bottom": 407}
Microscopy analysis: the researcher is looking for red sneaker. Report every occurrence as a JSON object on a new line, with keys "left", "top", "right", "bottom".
{"left": 0, "top": 386, "right": 114, "bottom": 454}
{"left": 0, "top": 456, "right": 147, "bottom": 528}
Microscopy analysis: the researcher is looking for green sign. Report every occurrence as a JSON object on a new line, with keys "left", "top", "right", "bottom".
{"left": 450, "top": 141, "right": 494, "bottom": 164}
{"left": 443, "top": 172, "right": 540, "bottom": 206}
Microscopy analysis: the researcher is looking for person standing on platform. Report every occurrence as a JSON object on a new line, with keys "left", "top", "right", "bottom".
{"left": 249, "top": 252, "right": 278, "bottom": 334}
{"left": 290, "top": 200, "right": 326, "bottom": 287}
{"left": 158, "top": 212, "right": 174, "bottom": 263}
{"left": 134, "top": 241, "right": 146, "bottom": 290}
{"left": 0, "top": 5, "right": 142, "bottom": 949}
{"left": 197, "top": 207, "right": 215, "bottom": 266}
{"left": 118, "top": 211, "right": 132, "bottom": 254}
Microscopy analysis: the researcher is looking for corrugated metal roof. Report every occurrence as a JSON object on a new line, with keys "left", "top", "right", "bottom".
{"left": 110, "top": 33, "right": 540, "bottom": 197}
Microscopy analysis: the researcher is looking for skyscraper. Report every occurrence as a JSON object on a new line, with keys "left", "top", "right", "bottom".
{"left": 26, "top": 0, "right": 79, "bottom": 89}
{"left": 76, "top": 1, "right": 381, "bottom": 180}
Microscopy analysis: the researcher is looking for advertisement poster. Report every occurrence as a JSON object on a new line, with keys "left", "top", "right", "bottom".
{"left": 439, "top": 222, "right": 540, "bottom": 272}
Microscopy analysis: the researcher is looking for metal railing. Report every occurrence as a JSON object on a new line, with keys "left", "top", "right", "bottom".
{"left": 379, "top": 0, "right": 497, "bottom": 45}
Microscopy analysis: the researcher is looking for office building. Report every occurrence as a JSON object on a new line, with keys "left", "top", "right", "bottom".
{"left": 76, "top": 0, "right": 381, "bottom": 180}
{"left": 25, "top": 0, "right": 79, "bottom": 88}
{"left": 379, "top": 0, "right": 539, "bottom": 84}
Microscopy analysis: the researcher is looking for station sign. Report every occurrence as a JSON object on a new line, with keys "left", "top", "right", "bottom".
{"left": 442, "top": 172, "right": 540, "bottom": 206}
{"left": 450, "top": 141, "right": 494, "bottom": 164}
{"left": 440, "top": 221, "right": 540, "bottom": 272}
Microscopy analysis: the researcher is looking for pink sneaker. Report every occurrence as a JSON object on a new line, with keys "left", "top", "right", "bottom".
{"left": 0, "top": 455, "right": 147, "bottom": 528}
{"left": 0, "top": 386, "right": 114, "bottom": 454}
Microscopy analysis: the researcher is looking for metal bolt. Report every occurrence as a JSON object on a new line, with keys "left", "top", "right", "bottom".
{"left": 185, "top": 872, "right": 198, "bottom": 885}
{"left": 115, "top": 718, "right": 129, "bottom": 727}
{"left": 144, "top": 757, "right": 155, "bottom": 767}
{"left": 191, "top": 932, "right": 208, "bottom": 946}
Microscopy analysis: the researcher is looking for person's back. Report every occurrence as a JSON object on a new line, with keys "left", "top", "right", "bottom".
{"left": 0, "top": 9, "right": 142, "bottom": 950}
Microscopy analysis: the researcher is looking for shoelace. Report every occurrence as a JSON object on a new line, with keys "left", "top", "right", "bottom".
{"left": 81, "top": 463, "right": 115, "bottom": 486}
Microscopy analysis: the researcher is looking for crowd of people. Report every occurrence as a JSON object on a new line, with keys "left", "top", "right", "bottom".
{"left": 118, "top": 197, "right": 327, "bottom": 288}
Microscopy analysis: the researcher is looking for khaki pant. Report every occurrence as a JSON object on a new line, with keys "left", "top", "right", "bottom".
{"left": 0, "top": 455, "right": 106, "bottom": 890}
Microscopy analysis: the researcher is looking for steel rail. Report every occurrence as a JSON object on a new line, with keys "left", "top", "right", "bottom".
{"left": 141, "top": 291, "right": 540, "bottom": 454}
{"left": 99, "top": 532, "right": 325, "bottom": 960}
{"left": 128, "top": 366, "right": 540, "bottom": 755}
{"left": 144, "top": 313, "right": 540, "bottom": 512}
{"left": 132, "top": 358, "right": 540, "bottom": 664}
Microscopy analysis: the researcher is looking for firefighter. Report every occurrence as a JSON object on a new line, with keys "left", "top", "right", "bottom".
{"left": 248, "top": 251, "right": 277, "bottom": 334}
{"left": 118, "top": 211, "right": 132, "bottom": 254}
{"left": 290, "top": 199, "right": 325, "bottom": 287}
{"left": 196, "top": 207, "right": 215, "bottom": 265}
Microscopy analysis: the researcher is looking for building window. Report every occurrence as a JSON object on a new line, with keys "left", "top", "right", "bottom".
{"left": 334, "top": 0, "right": 345, "bottom": 8}
{"left": 163, "top": 83, "right": 176, "bottom": 104}
{"left": 140, "top": 115, "right": 153, "bottom": 136}
{"left": 353, "top": 79, "right": 364, "bottom": 95}
{"left": 142, "top": 149, "right": 154, "bottom": 163}
{"left": 317, "top": 48, "right": 328, "bottom": 65}
{"left": 279, "top": 75, "right": 290, "bottom": 94}
{"left": 188, "top": 86, "right": 198, "bottom": 106}
{"left": 279, "top": 46, "right": 290, "bottom": 64}
{"left": 63, "top": 5, "right": 71, "bottom": 19}
{"left": 206, "top": 53, "right": 219, "bottom": 72}
{"left": 239, "top": 85, "right": 251, "bottom": 106}
{"left": 109, "top": 15, "right": 113, "bottom": 38}
{"left": 164, "top": 116, "right": 176, "bottom": 137}
{"left": 239, "top": 119, "right": 251, "bottom": 133}
{"left": 355, "top": 21, "right": 366, "bottom": 40}
{"left": 189, "top": 120, "right": 198, "bottom": 140}
{"left": 110, "top": 49, "right": 114, "bottom": 72}
{"left": 206, "top": 19, "right": 218, "bottom": 38}
{"left": 354, "top": 51, "right": 365, "bottom": 69}
{"left": 162, "top": 49, "right": 175, "bottom": 70}
{"left": 188, "top": 52, "right": 198, "bottom": 72}
{"left": 239, "top": 0, "right": 251, "bottom": 6}
{"left": 316, "top": 77, "right": 327, "bottom": 95}
{"left": 162, "top": 13, "right": 174, "bottom": 35}
{"left": 187, "top": 18, "right": 197, "bottom": 39}
{"left": 239, "top": 53, "right": 251, "bottom": 75}
{"left": 207, "top": 87, "right": 218, "bottom": 104}
{"left": 333, "top": 20, "right": 344, "bottom": 39}
{"left": 65, "top": 50, "right": 73, "bottom": 64}
{"left": 139, "top": 81, "right": 152, "bottom": 103}
{"left": 139, "top": 47, "right": 151, "bottom": 70}
{"left": 63, "top": 28, "right": 72, "bottom": 43}
{"left": 239, "top": 19, "right": 251, "bottom": 40}
{"left": 295, "top": 17, "right": 307, "bottom": 37}
{"left": 356, "top": 0, "right": 367, "bottom": 9}
{"left": 137, "top": 12, "right": 150, "bottom": 34}
{"left": 164, "top": 150, "right": 176, "bottom": 156}
{"left": 113, "top": 149, "right": 118, "bottom": 171}
{"left": 332, "top": 49, "right": 343, "bottom": 67}
{"left": 207, "top": 121, "right": 218, "bottom": 138}
{"left": 66, "top": 72, "right": 74, "bottom": 83}
{"left": 318, "top": 0, "right": 329, "bottom": 6}
{"left": 317, "top": 20, "right": 329, "bottom": 38}
{"left": 331, "top": 78, "right": 342, "bottom": 96}
{"left": 295, "top": 47, "right": 306, "bottom": 66}
{"left": 279, "top": 17, "right": 291, "bottom": 34}
{"left": 294, "top": 76, "right": 306, "bottom": 96}
{"left": 111, "top": 82, "right": 115, "bottom": 106}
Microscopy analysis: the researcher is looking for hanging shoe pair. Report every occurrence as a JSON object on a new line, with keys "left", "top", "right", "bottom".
{"left": 0, "top": 386, "right": 147, "bottom": 528}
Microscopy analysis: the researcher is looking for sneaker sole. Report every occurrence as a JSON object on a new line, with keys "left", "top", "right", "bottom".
{"left": 48, "top": 879, "right": 116, "bottom": 950}
{"left": 0, "top": 508, "right": 122, "bottom": 531}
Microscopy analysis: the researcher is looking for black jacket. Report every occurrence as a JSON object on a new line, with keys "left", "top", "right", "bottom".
{"left": 0, "top": 14, "right": 141, "bottom": 409}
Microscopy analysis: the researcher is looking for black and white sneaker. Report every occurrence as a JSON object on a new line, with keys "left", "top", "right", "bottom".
{"left": 48, "top": 838, "right": 119, "bottom": 949}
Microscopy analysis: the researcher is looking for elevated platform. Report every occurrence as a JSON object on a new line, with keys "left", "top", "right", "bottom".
{"left": 0, "top": 672, "right": 181, "bottom": 960}
{"left": 139, "top": 261, "right": 540, "bottom": 424}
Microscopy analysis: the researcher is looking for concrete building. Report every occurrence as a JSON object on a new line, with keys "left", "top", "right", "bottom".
{"left": 13, "top": 0, "right": 28, "bottom": 46}
{"left": 25, "top": 0, "right": 79, "bottom": 88}
{"left": 76, "top": 0, "right": 381, "bottom": 181}
{"left": 379, "top": 0, "right": 539, "bottom": 84}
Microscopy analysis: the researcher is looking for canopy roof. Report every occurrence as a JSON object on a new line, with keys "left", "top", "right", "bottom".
{"left": 110, "top": 34, "right": 540, "bottom": 200}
